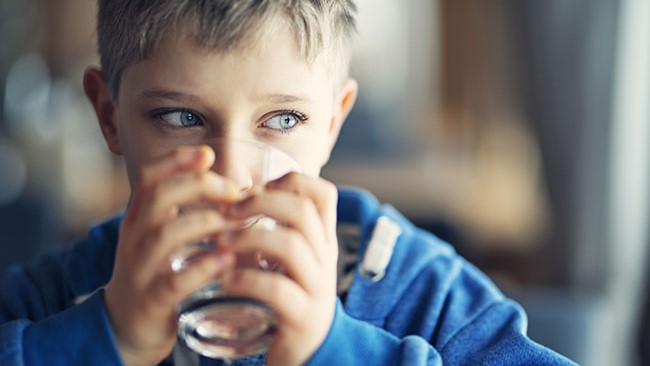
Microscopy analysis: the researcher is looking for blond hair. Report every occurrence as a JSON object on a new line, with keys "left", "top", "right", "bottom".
{"left": 97, "top": 0, "right": 357, "bottom": 99}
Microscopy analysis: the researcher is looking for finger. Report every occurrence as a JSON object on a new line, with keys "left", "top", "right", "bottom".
{"left": 139, "top": 170, "right": 239, "bottom": 227}
{"left": 228, "top": 191, "right": 325, "bottom": 259}
{"left": 220, "top": 268, "right": 307, "bottom": 326}
{"left": 121, "top": 171, "right": 239, "bottom": 262}
{"left": 138, "top": 146, "right": 215, "bottom": 189}
{"left": 126, "top": 146, "right": 215, "bottom": 223}
{"left": 151, "top": 251, "right": 235, "bottom": 308}
{"left": 220, "top": 227, "right": 318, "bottom": 289}
{"left": 138, "top": 209, "right": 229, "bottom": 277}
{"left": 266, "top": 173, "right": 338, "bottom": 242}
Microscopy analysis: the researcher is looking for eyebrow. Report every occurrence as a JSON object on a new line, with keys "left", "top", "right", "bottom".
{"left": 257, "top": 93, "right": 312, "bottom": 104}
{"left": 138, "top": 89, "right": 312, "bottom": 105}
{"left": 138, "top": 89, "right": 201, "bottom": 103}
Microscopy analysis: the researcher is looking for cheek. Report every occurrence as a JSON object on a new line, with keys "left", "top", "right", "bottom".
{"left": 294, "top": 123, "right": 333, "bottom": 176}
{"left": 114, "top": 110, "right": 168, "bottom": 186}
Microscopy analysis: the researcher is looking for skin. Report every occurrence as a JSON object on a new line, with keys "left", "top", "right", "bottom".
{"left": 83, "top": 20, "right": 357, "bottom": 366}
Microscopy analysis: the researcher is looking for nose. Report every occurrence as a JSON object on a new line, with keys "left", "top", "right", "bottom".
{"left": 209, "top": 140, "right": 262, "bottom": 194}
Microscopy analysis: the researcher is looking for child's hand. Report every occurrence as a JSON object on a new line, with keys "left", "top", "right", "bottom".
{"left": 103, "top": 146, "right": 238, "bottom": 366}
{"left": 221, "top": 173, "right": 339, "bottom": 366}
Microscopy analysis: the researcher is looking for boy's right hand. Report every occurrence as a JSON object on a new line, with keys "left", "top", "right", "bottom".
{"left": 103, "top": 146, "right": 238, "bottom": 366}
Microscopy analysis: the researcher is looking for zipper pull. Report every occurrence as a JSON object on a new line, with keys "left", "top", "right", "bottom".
{"left": 360, "top": 216, "right": 402, "bottom": 281}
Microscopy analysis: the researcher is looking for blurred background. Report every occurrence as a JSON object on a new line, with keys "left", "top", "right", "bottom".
{"left": 0, "top": 0, "right": 648, "bottom": 364}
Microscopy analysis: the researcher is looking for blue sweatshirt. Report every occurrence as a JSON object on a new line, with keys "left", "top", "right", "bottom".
{"left": 0, "top": 187, "right": 576, "bottom": 365}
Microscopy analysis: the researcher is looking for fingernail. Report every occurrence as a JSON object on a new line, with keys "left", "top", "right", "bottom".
{"left": 226, "top": 181, "right": 239, "bottom": 198}
{"left": 218, "top": 180, "right": 239, "bottom": 197}
{"left": 185, "top": 146, "right": 200, "bottom": 161}
{"left": 178, "top": 147, "right": 206, "bottom": 169}
{"left": 211, "top": 180, "right": 232, "bottom": 197}
{"left": 197, "top": 146, "right": 215, "bottom": 163}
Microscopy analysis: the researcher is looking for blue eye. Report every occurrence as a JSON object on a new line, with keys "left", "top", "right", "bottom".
{"left": 264, "top": 113, "right": 301, "bottom": 131}
{"left": 155, "top": 110, "right": 203, "bottom": 127}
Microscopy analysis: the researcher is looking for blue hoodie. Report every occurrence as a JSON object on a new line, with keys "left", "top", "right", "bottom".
{"left": 0, "top": 187, "right": 576, "bottom": 365}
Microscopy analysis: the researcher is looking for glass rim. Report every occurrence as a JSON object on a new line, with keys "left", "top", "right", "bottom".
{"left": 185, "top": 137, "right": 302, "bottom": 173}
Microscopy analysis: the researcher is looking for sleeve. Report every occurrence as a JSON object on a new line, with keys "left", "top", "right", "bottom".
{"left": 439, "top": 299, "right": 575, "bottom": 365}
{"left": 0, "top": 254, "right": 123, "bottom": 365}
{"left": 0, "top": 291, "right": 123, "bottom": 366}
{"left": 307, "top": 299, "right": 576, "bottom": 366}
{"left": 307, "top": 216, "right": 578, "bottom": 366}
{"left": 306, "top": 300, "right": 443, "bottom": 366}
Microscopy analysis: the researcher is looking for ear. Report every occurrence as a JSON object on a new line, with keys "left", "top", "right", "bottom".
{"left": 323, "top": 78, "right": 358, "bottom": 164}
{"left": 83, "top": 67, "right": 123, "bottom": 155}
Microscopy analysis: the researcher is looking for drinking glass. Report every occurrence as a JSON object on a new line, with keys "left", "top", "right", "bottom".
{"left": 172, "top": 138, "right": 301, "bottom": 361}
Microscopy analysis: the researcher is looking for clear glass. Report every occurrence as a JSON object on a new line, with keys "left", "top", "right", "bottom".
{"left": 173, "top": 139, "right": 301, "bottom": 361}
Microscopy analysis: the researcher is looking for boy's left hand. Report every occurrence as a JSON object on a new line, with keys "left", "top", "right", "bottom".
{"left": 220, "top": 172, "right": 339, "bottom": 366}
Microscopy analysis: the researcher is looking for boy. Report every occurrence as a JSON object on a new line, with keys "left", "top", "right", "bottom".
{"left": 0, "top": 1, "right": 576, "bottom": 365}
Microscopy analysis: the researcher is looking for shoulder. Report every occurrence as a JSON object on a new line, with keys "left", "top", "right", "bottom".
{"left": 366, "top": 204, "right": 505, "bottom": 311}
{"left": 0, "top": 213, "right": 123, "bottom": 320}
{"left": 337, "top": 186, "right": 496, "bottom": 298}
{"left": 389, "top": 205, "right": 503, "bottom": 301}
{"left": 339, "top": 188, "right": 512, "bottom": 338}
{"left": 65, "top": 213, "right": 123, "bottom": 296}
{"left": 332, "top": 187, "right": 577, "bottom": 364}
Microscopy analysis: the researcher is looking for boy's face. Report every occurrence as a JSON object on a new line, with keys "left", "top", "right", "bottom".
{"left": 87, "top": 22, "right": 357, "bottom": 187}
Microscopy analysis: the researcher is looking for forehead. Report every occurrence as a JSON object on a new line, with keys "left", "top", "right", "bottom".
{"left": 119, "top": 22, "right": 334, "bottom": 102}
